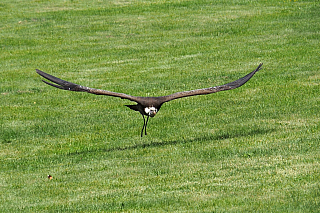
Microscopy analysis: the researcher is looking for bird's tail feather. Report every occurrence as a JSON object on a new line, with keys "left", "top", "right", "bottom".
{"left": 125, "top": 105, "right": 140, "bottom": 112}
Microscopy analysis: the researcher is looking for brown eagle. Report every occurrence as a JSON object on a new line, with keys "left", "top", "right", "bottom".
{"left": 36, "top": 63, "right": 263, "bottom": 136}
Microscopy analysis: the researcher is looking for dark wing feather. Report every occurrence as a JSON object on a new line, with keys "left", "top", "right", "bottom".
{"left": 36, "top": 69, "right": 141, "bottom": 102}
{"left": 160, "top": 63, "right": 263, "bottom": 103}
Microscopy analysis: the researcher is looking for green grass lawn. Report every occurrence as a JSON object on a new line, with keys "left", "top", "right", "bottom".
{"left": 1, "top": 0, "right": 319, "bottom": 212}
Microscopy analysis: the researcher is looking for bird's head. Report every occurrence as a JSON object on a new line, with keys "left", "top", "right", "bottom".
{"left": 144, "top": 107, "right": 157, "bottom": 117}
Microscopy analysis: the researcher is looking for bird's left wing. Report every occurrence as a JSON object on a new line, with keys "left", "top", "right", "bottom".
{"left": 36, "top": 69, "right": 141, "bottom": 102}
{"left": 159, "top": 63, "right": 263, "bottom": 103}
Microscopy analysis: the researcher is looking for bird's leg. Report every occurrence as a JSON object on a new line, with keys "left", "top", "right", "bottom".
{"left": 141, "top": 114, "right": 146, "bottom": 137}
{"left": 144, "top": 115, "right": 150, "bottom": 136}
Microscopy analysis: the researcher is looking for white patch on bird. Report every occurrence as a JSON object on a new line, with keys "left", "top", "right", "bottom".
{"left": 144, "top": 107, "right": 157, "bottom": 116}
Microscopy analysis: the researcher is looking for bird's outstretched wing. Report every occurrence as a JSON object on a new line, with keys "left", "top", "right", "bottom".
{"left": 160, "top": 63, "right": 263, "bottom": 103}
{"left": 36, "top": 63, "right": 262, "bottom": 105}
{"left": 36, "top": 69, "right": 141, "bottom": 102}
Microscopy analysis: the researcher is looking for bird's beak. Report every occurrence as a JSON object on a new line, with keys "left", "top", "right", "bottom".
{"left": 149, "top": 111, "right": 157, "bottom": 117}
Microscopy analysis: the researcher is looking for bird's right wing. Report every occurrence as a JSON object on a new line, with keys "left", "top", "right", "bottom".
{"left": 160, "top": 63, "right": 263, "bottom": 103}
{"left": 36, "top": 69, "right": 141, "bottom": 102}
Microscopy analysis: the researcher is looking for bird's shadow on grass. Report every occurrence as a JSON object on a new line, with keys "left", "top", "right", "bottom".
{"left": 67, "top": 127, "right": 276, "bottom": 156}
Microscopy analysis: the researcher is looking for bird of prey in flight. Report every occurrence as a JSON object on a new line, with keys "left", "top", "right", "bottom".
{"left": 36, "top": 63, "right": 263, "bottom": 137}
